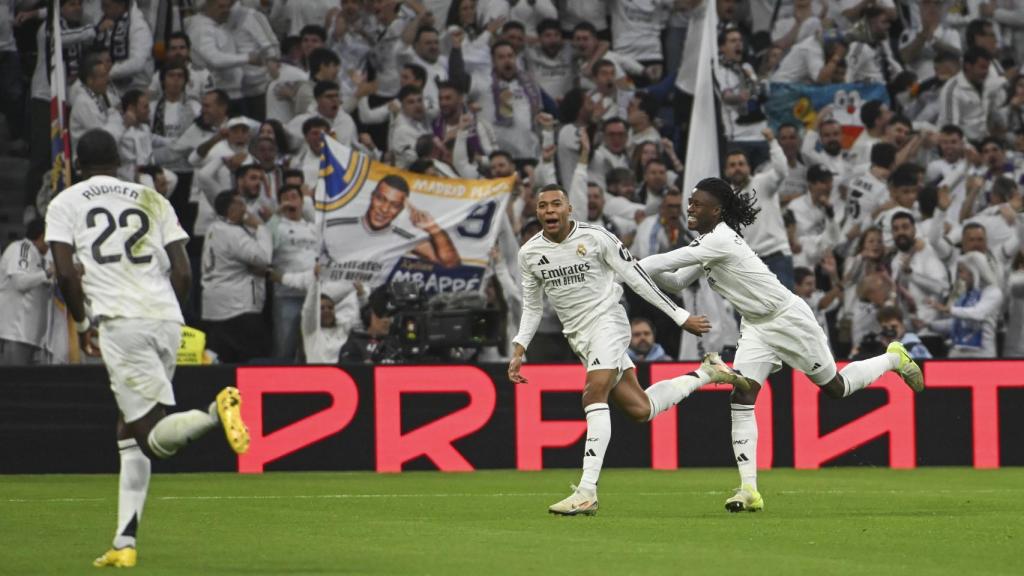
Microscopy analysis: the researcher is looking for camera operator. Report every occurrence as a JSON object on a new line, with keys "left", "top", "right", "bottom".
{"left": 339, "top": 284, "right": 401, "bottom": 363}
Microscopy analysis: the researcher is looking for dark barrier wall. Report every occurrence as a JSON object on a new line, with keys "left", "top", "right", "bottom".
{"left": 1, "top": 361, "right": 1023, "bottom": 474}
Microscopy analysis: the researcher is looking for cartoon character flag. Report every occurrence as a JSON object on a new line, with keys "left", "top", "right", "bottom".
{"left": 766, "top": 82, "right": 890, "bottom": 148}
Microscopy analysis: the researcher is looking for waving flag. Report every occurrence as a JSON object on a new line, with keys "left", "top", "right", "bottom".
{"left": 682, "top": 0, "right": 720, "bottom": 196}
{"left": 48, "top": 0, "right": 72, "bottom": 194}
{"left": 313, "top": 136, "right": 514, "bottom": 295}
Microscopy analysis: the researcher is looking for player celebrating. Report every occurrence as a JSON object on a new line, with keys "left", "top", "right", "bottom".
{"left": 509, "top": 183, "right": 743, "bottom": 516}
{"left": 640, "top": 177, "right": 924, "bottom": 513}
{"left": 45, "top": 130, "right": 251, "bottom": 568}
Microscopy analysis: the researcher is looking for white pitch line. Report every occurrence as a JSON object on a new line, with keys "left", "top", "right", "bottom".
{"left": 4, "top": 488, "right": 1020, "bottom": 504}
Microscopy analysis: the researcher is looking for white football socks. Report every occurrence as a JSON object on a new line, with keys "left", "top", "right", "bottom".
{"left": 644, "top": 368, "right": 712, "bottom": 421}
{"left": 730, "top": 404, "right": 758, "bottom": 490}
{"left": 146, "top": 409, "right": 218, "bottom": 459}
{"left": 840, "top": 352, "right": 900, "bottom": 397}
{"left": 113, "top": 439, "right": 150, "bottom": 550}
{"left": 577, "top": 403, "right": 610, "bottom": 495}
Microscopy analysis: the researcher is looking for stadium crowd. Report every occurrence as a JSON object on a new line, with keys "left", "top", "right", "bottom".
{"left": 2, "top": 0, "right": 1024, "bottom": 365}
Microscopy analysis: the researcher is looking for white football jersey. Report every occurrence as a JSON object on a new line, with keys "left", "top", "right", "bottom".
{"left": 844, "top": 169, "right": 889, "bottom": 229}
{"left": 641, "top": 222, "right": 799, "bottom": 323}
{"left": 45, "top": 175, "right": 189, "bottom": 324}
{"left": 513, "top": 221, "right": 689, "bottom": 350}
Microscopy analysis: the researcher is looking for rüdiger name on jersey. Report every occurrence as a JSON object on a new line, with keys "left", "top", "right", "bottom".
{"left": 45, "top": 175, "right": 188, "bottom": 325}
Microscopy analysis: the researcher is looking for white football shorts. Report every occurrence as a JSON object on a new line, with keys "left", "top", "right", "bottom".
{"left": 98, "top": 318, "right": 181, "bottom": 423}
{"left": 733, "top": 297, "right": 837, "bottom": 385}
{"left": 565, "top": 304, "right": 635, "bottom": 378}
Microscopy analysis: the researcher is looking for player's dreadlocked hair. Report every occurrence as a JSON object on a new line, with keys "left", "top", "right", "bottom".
{"left": 695, "top": 177, "right": 760, "bottom": 235}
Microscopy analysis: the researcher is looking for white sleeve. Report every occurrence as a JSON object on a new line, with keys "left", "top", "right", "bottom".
{"left": 157, "top": 194, "right": 189, "bottom": 246}
{"left": 44, "top": 196, "right": 75, "bottom": 246}
{"left": 595, "top": 229, "right": 691, "bottom": 326}
{"left": 453, "top": 129, "right": 481, "bottom": 179}
{"left": 639, "top": 241, "right": 710, "bottom": 276}
{"left": 568, "top": 164, "right": 588, "bottom": 222}
{"left": 511, "top": 249, "right": 543, "bottom": 350}
{"left": 197, "top": 156, "right": 224, "bottom": 206}
{"left": 193, "top": 26, "right": 250, "bottom": 70}
{"left": 950, "top": 286, "right": 1003, "bottom": 321}
{"left": 357, "top": 95, "right": 392, "bottom": 125}
{"left": 651, "top": 264, "right": 703, "bottom": 293}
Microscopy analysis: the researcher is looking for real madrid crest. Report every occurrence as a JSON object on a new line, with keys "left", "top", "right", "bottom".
{"left": 577, "top": 243, "right": 587, "bottom": 257}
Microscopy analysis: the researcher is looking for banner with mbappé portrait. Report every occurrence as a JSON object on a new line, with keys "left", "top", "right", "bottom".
{"left": 314, "top": 136, "right": 514, "bottom": 295}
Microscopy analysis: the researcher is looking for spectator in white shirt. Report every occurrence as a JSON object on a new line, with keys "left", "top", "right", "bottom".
{"left": 927, "top": 251, "right": 1003, "bottom": 358}
{"left": 771, "top": 0, "right": 822, "bottom": 52}
{"left": 772, "top": 30, "right": 848, "bottom": 85}
{"left": 775, "top": 122, "right": 809, "bottom": 206}
{"left": 728, "top": 134, "right": 796, "bottom": 288}
{"left": 937, "top": 47, "right": 1007, "bottom": 142}
{"left": 926, "top": 124, "right": 971, "bottom": 188}
{"left": 630, "top": 187, "right": 689, "bottom": 260}
{"left": 283, "top": 0, "right": 337, "bottom": 36}
{"left": 716, "top": 27, "right": 770, "bottom": 170}
{"left": 234, "top": 164, "right": 275, "bottom": 223}
{"left": 586, "top": 180, "right": 637, "bottom": 245}
{"left": 897, "top": 0, "right": 961, "bottom": 81}
{"left": 848, "top": 100, "right": 892, "bottom": 167}
{"left": 435, "top": 81, "right": 494, "bottom": 167}
{"left": 789, "top": 164, "right": 842, "bottom": 268}
{"left": 70, "top": 52, "right": 124, "bottom": 143}
{"left": 170, "top": 89, "right": 230, "bottom": 238}
{"left": 117, "top": 88, "right": 155, "bottom": 182}
{"left": 389, "top": 85, "right": 433, "bottom": 168}
{"left": 291, "top": 117, "right": 332, "bottom": 186}
{"left": 369, "top": 0, "right": 419, "bottom": 101}
{"left": 589, "top": 59, "right": 634, "bottom": 122}
{"left": 269, "top": 184, "right": 319, "bottom": 361}
{"left": 554, "top": 88, "right": 598, "bottom": 187}
{"left": 151, "top": 63, "right": 201, "bottom": 219}
{"left": 874, "top": 162, "right": 924, "bottom": 249}
{"left": 472, "top": 40, "right": 542, "bottom": 161}
{"left": 608, "top": 0, "right": 672, "bottom": 80}
{"left": 572, "top": 21, "right": 643, "bottom": 91}
{"left": 228, "top": 0, "right": 279, "bottom": 121}
{"left": 187, "top": 0, "right": 266, "bottom": 115}
{"left": 845, "top": 142, "right": 897, "bottom": 242}
{"left": 398, "top": 24, "right": 449, "bottom": 116}
{"left": 147, "top": 32, "right": 213, "bottom": 106}
{"left": 845, "top": 6, "right": 902, "bottom": 84}
{"left": 194, "top": 116, "right": 257, "bottom": 236}
{"left": 201, "top": 190, "right": 273, "bottom": 362}
{"left": 0, "top": 220, "right": 52, "bottom": 365}
{"left": 1005, "top": 251, "right": 1024, "bottom": 357}
{"left": 802, "top": 118, "right": 855, "bottom": 186}
{"left": 561, "top": 0, "right": 609, "bottom": 36}
{"left": 890, "top": 211, "right": 950, "bottom": 338}
{"left": 287, "top": 80, "right": 359, "bottom": 151}
{"left": 588, "top": 117, "right": 630, "bottom": 191}
{"left": 95, "top": 0, "right": 153, "bottom": 93}
{"left": 526, "top": 18, "right": 575, "bottom": 101}
{"left": 794, "top": 257, "right": 842, "bottom": 342}
{"left": 290, "top": 47, "right": 341, "bottom": 122}
{"left": 275, "top": 266, "right": 361, "bottom": 364}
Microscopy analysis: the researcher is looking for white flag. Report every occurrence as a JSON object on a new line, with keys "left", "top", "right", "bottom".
{"left": 682, "top": 1, "right": 720, "bottom": 197}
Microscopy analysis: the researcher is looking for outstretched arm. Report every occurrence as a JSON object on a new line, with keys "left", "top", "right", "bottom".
{"left": 650, "top": 264, "right": 703, "bottom": 293}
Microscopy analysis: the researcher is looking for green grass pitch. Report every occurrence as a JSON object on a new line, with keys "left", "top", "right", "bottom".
{"left": 1, "top": 468, "right": 1021, "bottom": 575}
